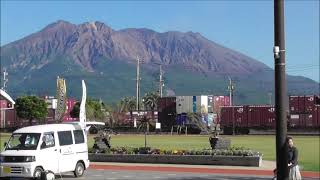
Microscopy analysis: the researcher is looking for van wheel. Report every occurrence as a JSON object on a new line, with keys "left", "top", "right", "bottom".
{"left": 33, "top": 167, "right": 43, "bottom": 180}
{"left": 74, "top": 162, "right": 85, "bottom": 177}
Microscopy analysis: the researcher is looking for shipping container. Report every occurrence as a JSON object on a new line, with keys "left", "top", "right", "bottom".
{"left": 200, "top": 96, "right": 208, "bottom": 114}
{"left": 157, "top": 97, "right": 176, "bottom": 113}
{"left": 115, "top": 111, "right": 158, "bottom": 127}
{"left": 298, "top": 96, "right": 305, "bottom": 113}
{"left": 207, "top": 96, "right": 214, "bottom": 113}
{"left": 220, "top": 106, "right": 232, "bottom": 127}
{"left": 318, "top": 105, "right": 320, "bottom": 127}
{"left": 191, "top": 95, "right": 209, "bottom": 114}
{"left": 304, "top": 114, "right": 313, "bottom": 127}
{"left": 158, "top": 111, "right": 176, "bottom": 128}
{"left": 248, "top": 105, "right": 275, "bottom": 128}
{"left": 213, "top": 96, "right": 230, "bottom": 114}
{"left": 176, "top": 96, "right": 193, "bottom": 114}
{"left": 220, "top": 106, "right": 246, "bottom": 127}
{"left": 192, "top": 96, "right": 197, "bottom": 113}
{"left": 234, "top": 106, "right": 248, "bottom": 127}
{"left": 305, "top": 95, "right": 315, "bottom": 113}
{"left": 312, "top": 105, "right": 320, "bottom": 127}
{"left": 289, "top": 96, "right": 300, "bottom": 114}
{"left": 289, "top": 95, "right": 317, "bottom": 114}
{"left": 289, "top": 114, "right": 300, "bottom": 128}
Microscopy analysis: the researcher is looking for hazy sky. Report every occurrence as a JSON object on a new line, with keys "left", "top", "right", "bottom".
{"left": 1, "top": 0, "right": 319, "bottom": 82}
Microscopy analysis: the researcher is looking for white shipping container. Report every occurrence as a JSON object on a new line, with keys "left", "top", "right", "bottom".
{"left": 176, "top": 96, "right": 193, "bottom": 114}
{"left": 195, "top": 96, "right": 208, "bottom": 114}
{"left": 200, "top": 95, "right": 208, "bottom": 114}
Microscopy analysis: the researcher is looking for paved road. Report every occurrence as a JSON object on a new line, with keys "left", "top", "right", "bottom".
{"left": 55, "top": 169, "right": 273, "bottom": 180}
{"left": 5, "top": 169, "right": 319, "bottom": 180}
{"left": 51, "top": 169, "right": 317, "bottom": 180}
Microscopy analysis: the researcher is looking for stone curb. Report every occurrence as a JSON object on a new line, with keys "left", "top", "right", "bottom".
{"left": 89, "top": 154, "right": 262, "bottom": 167}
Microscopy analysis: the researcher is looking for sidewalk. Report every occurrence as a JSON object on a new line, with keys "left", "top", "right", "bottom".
{"left": 89, "top": 161, "right": 319, "bottom": 178}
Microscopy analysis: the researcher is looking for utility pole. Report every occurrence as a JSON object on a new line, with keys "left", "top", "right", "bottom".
{"left": 274, "top": 0, "right": 288, "bottom": 179}
{"left": 136, "top": 58, "right": 142, "bottom": 111}
{"left": 159, "top": 65, "right": 164, "bottom": 98}
{"left": 228, "top": 77, "right": 235, "bottom": 135}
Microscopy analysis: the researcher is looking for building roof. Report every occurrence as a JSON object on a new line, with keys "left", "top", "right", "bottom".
{"left": 0, "top": 89, "right": 15, "bottom": 104}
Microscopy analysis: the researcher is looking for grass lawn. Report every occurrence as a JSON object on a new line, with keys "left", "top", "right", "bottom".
{"left": 1, "top": 133, "right": 319, "bottom": 172}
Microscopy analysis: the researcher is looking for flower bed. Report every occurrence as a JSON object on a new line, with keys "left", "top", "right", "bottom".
{"left": 89, "top": 146, "right": 262, "bottom": 167}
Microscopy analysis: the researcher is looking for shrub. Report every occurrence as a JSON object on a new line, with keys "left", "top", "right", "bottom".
{"left": 89, "top": 146, "right": 261, "bottom": 157}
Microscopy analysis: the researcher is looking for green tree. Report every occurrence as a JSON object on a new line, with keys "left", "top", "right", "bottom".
{"left": 70, "top": 99, "right": 106, "bottom": 122}
{"left": 143, "top": 92, "right": 159, "bottom": 131}
{"left": 15, "top": 96, "right": 48, "bottom": 125}
{"left": 143, "top": 92, "right": 159, "bottom": 121}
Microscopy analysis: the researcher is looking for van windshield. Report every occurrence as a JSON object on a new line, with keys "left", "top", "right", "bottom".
{"left": 5, "top": 133, "right": 41, "bottom": 150}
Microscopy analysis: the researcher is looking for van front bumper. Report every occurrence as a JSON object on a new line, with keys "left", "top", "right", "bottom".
{"left": 0, "top": 162, "right": 36, "bottom": 178}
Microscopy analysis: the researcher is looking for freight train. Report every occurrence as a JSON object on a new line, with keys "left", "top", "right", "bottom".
{"left": 220, "top": 95, "right": 320, "bottom": 134}
{"left": 2, "top": 95, "right": 319, "bottom": 134}
{"left": 157, "top": 95, "right": 320, "bottom": 134}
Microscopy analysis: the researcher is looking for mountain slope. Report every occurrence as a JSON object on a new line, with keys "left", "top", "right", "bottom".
{"left": 1, "top": 20, "right": 318, "bottom": 104}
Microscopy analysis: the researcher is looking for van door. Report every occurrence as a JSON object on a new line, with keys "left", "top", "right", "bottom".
{"left": 73, "top": 129, "right": 87, "bottom": 165}
{"left": 39, "top": 132, "right": 59, "bottom": 173}
{"left": 57, "top": 130, "right": 75, "bottom": 172}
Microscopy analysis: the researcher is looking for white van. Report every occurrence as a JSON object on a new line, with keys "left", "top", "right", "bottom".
{"left": 0, "top": 123, "right": 90, "bottom": 179}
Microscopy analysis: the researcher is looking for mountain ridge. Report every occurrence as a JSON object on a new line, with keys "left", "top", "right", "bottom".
{"left": 1, "top": 20, "right": 318, "bottom": 104}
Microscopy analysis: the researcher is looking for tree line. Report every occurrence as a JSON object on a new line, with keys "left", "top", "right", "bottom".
{"left": 14, "top": 92, "right": 160, "bottom": 127}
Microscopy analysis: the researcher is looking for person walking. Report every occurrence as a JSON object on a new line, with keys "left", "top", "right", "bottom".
{"left": 287, "top": 136, "right": 302, "bottom": 180}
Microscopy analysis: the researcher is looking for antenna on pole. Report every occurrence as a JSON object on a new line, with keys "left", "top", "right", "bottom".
{"left": 228, "top": 77, "right": 235, "bottom": 106}
{"left": 268, "top": 92, "right": 273, "bottom": 105}
{"left": 136, "top": 57, "right": 142, "bottom": 111}
{"left": 153, "top": 62, "right": 165, "bottom": 98}
{"left": 228, "top": 77, "right": 235, "bottom": 135}
{"left": 159, "top": 65, "right": 164, "bottom": 98}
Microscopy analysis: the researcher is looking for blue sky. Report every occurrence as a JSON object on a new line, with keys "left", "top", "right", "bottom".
{"left": 1, "top": 0, "right": 319, "bottom": 82}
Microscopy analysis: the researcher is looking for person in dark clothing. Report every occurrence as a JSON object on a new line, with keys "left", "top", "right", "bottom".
{"left": 287, "top": 136, "right": 301, "bottom": 180}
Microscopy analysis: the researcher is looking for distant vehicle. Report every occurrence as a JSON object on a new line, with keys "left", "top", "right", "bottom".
{"left": 0, "top": 123, "right": 89, "bottom": 179}
{"left": 85, "top": 121, "right": 106, "bottom": 134}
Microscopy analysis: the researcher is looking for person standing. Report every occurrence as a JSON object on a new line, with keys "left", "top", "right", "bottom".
{"left": 287, "top": 136, "right": 302, "bottom": 180}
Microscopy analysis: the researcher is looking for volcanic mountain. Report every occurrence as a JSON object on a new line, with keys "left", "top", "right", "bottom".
{"left": 1, "top": 20, "right": 318, "bottom": 104}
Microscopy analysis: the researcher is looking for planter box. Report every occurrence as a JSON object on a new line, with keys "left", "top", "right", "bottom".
{"left": 89, "top": 154, "right": 262, "bottom": 167}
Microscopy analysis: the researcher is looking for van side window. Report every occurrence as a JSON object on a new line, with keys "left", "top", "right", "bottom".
{"left": 41, "top": 132, "right": 55, "bottom": 149}
{"left": 73, "top": 130, "right": 84, "bottom": 144}
{"left": 58, "top": 131, "right": 73, "bottom": 146}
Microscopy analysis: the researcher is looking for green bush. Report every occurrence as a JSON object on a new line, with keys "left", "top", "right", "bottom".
{"left": 88, "top": 145, "right": 261, "bottom": 157}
